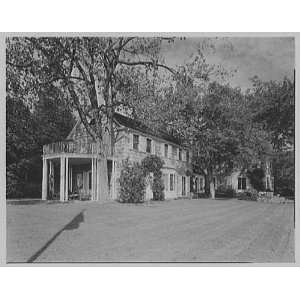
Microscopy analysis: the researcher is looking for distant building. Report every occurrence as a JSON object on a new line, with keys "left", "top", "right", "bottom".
{"left": 214, "top": 159, "right": 274, "bottom": 193}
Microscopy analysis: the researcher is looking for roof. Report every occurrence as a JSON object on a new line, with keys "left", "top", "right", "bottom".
{"left": 113, "top": 113, "right": 182, "bottom": 146}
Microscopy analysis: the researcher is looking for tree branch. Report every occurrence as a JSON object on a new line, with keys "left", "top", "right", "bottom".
{"left": 118, "top": 59, "right": 176, "bottom": 74}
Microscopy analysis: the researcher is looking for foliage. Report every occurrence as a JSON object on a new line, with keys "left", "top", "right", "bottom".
{"left": 246, "top": 168, "right": 265, "bottom": 191}
{"left": 141, "top": 155, "right": 165, "bottom": 201}
{"left": 118, "top": 159, "right": 146, "bottom": 203}
{"left": 272, "top": 151, "right": 294, "bottom": 196}
{"left": 215, "top": 184, "right": 236, "bottom": 198}
{"left": 237, "top": 189, "right": 259, "bottom": 201}
{"left": 6, "top": 37, "right": 179, "bottom": 200}
{"left": 141, "top": 155, "right": 164, "bottom": 175}
{"left": 6, "top": 91, "right": 74, "bottom": 199}
{"left": 151, "top": 176, "right": 165, "bottom": 201}
{"left": 6, "top": 37, "right": 178, "bottom": 147}
{"left": 248, "top": 77, "right": 294, "bottom": 151}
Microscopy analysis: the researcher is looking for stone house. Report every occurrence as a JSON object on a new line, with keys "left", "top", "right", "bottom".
{"left": 42, "top": 113, "right": 205, "bottom": 202}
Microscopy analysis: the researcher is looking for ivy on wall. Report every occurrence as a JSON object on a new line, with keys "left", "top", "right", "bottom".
{"left": 141, "top": 155, "right": 165, "bottom": 201}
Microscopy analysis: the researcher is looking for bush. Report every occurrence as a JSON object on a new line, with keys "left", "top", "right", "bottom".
{"left": 141, "top": 155, "right": 164, "bottom": 174}
{"left": 141, "top": 155, "right": 165, "bottom": 201}
{"left": 118, "top": 159, "right": 146, "bottom": 203}
{"left": 152, "top": 173, "right": 165, "bottom": 201}
{"left": 237, "top": 189, "right": 258, "bottom": 201}
{"left": 246, "top": 168, "right": 265, "bottom": 191}
{"left": 215, "top": 184, "right": 236, "bottom": 198}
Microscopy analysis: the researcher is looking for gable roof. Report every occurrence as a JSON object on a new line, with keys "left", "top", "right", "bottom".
{"left": 113, "top": 113, "right": 182, "bottom": 146}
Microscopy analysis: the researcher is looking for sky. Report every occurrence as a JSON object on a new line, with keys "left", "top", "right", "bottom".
{"left": 160, "top": 37, "right": 295, "bottom": 90}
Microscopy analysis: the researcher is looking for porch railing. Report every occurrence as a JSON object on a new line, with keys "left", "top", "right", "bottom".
{"left": 43, "top": 141, "right": 109, "bottom": 156}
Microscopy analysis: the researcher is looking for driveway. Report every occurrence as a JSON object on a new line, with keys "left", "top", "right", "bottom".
{"left": 6, "top": 198, "right": 295, "bottom": 263}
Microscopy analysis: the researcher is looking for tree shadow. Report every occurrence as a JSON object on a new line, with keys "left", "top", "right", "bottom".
{"left": 27, "top": 210, "right": 85, "bottom": 263}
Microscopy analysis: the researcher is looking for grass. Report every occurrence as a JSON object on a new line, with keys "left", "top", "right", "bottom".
{"left": 6, "top": 198, "right": 295, "bottom": 263}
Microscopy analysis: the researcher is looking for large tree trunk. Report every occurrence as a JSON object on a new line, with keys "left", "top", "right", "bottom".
{"left": 207, "top": 168, "right": 215, "bottom": 200}
{"left": 97, "top": 155, "right": 109, "bottom": 202}
{"left": 204, "top": 174, "right": 210, "bottom": 196}
{"left": 210, "top": 181, "right": 216, "bottom": 200}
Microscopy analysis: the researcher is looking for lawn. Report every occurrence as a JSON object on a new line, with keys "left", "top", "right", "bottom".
{"left": 6, "top": 198, "right": 295, "bottom": 263}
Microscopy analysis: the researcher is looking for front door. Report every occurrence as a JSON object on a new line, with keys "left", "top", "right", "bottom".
{"left": 182, "top": 176, "right": 186, "bottom": 196}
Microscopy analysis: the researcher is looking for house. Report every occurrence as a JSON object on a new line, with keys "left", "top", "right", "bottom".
{"left": 42, "top": 113, "right": 205, "bottom": 202}
{"left": 214, "top": 159, "right": 274, "bottom": 193}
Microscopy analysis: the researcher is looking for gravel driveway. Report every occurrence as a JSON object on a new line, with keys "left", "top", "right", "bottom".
{"left": 7, "top": 198, "right": 295, "bottom": 263}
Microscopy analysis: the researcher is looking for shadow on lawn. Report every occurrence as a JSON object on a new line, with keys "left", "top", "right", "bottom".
{"left": 27, "top": 210, "right": 85, "bottom": 263}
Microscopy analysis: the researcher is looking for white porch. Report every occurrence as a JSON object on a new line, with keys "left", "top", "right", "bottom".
{"left": 42, "top": 141, "right": 116, "bottom": 202}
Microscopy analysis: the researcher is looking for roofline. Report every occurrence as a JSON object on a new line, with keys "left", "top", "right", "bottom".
{"left": 66, "top": 119, "right": 81, "bottom": 140}
{"left": 67, "top": 117, "right": 190, "bottom": 151}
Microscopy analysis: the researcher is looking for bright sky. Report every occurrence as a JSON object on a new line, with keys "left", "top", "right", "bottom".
{"left": 160, "top": 37, "right": 295, "bottom": 90}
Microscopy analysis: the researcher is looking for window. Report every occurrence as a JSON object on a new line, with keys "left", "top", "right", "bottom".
{"left": 146, "top": 138, "right": 152, "bottom": 153}
{"left": 199, "top": 177, "right": 204, "bottom": 191}
{"left": 170, "top": 174, "right": 175, "bottom": 191}
{"left": 163, "top": 174, "right": 168, "bottom": 191}
{"left": 195, "top": 177, "right": 198, "bottom": 193}
{"left": 186, "top": 151, "right": 189, "bottom": 163}
{"left": 155, "top": 142, "right": 161, "bottom": 155}
{"left": 164, "top": 144, "right": 168, "bottom": 158}
{"left": 179, "top": 149, "right": 182, "bottom": 161}
{"left": 238, "top": 177, "right": 247, "bottom": 190}
{"left": 172, "top": 146, "right": 177, "bottom": 158}
{"left": 133, "top": 134, "right": 139, "bottom": 150}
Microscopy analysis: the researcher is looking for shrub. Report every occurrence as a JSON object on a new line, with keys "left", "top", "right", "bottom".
{"left": 141, "top": 155, "right": 164, "bottom": 175}
{"left": 118, "top": 159, "right": 146, "bottom": 203}
{"left": 141, "top": 155, "right": 165, "bottom": 201}
{"left": 237, "top": 189, "right": 258, "bottom": 201}
{"left": 246, "top": 168, "right": 265, "bottom": 191}
{"left": 215, "top": 184, "right": 236, "bottom": 198}
{"left": 152, "top": 172, "right": 165, "bottom": 201}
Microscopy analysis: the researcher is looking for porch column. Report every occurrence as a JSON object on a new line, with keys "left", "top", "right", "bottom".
{"left": 111, "top": 159, "right": 116, "bottom": 200}
{"left": 70, "top": 166, "right": 73, "bottom": 192}
{"left": 65, "top": 156, "right": 69, "bottom": 201}
{"left": 60, "top": 156, "right": 65, "bottom": 202}
{"left": 91, "top": 158, "right": 96, "bottom": 201}
{"left": 42, "top": 158, "right": 48, "bottom": 200}
{"left": 94, "top": 158, "right": 98, "bottom": 201}
{"left": 96, "top": 158, "right": 101, "bottom": 201}
{"left": 49, "top": 160, "right": 54, "bottom": 199}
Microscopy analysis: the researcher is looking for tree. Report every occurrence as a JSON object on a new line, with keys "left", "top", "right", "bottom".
{"left": 6, "top": 37, "right": 178, "bottom": 201}
{"left": 125, "top": 47, "right": 251, "bottom": 199}
{"left": 249, "top": 76, "right": 294, "bottom": 151}
{"left": 33, "top": 85, "right": 75, "bottom": 146}
{"left": 6, "top": 96, "right": 39, "bottom": 197}
{"left": 6, "top": 43, "right": 76, "bottom": 198}
{"left": 248, "top": 77, "right": 295, "bottom": 195}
